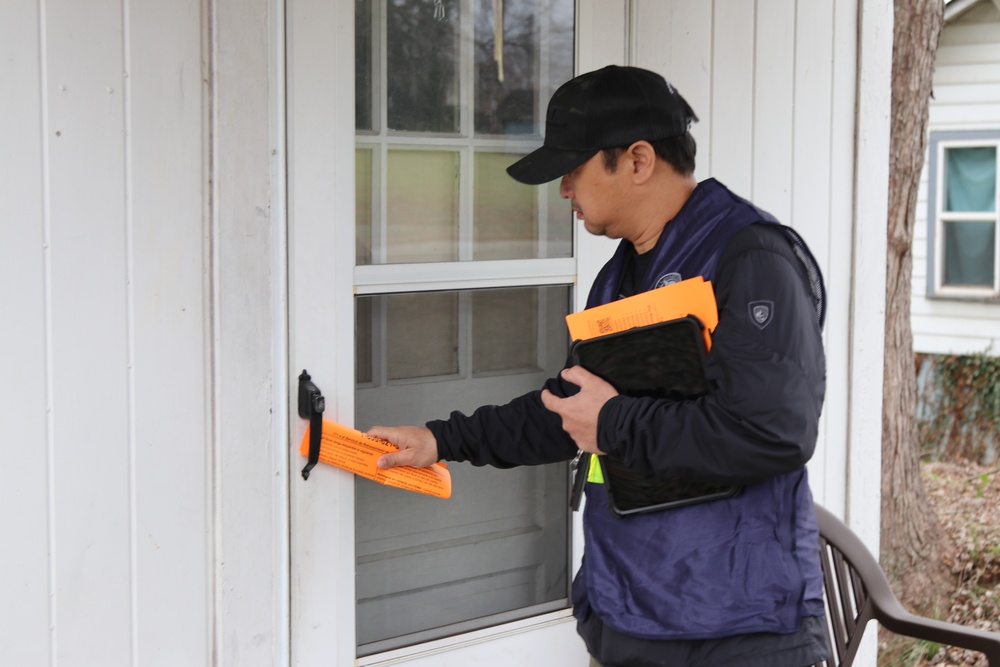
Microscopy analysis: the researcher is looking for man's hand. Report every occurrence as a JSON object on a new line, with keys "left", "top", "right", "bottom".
{"left": 369, "top": 425, "right": 440, "bottom": 469}
{"left": 540, "top": 366, "right": 618, "bottom": 455}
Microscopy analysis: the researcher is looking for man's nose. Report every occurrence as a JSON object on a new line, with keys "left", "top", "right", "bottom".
{"left": 559, "top": 174, "right": 573, "bottom": 199}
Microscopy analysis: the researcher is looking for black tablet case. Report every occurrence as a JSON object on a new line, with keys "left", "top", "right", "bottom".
{"left": 569, "top": 316, "right": 741, "bottom": 516}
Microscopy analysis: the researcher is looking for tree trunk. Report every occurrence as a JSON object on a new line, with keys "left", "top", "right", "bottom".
{"left": 881, "top": 0, "right": 950, "bottom": 617}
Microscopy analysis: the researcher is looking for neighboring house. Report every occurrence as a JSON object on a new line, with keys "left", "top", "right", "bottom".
{"left": 911, "top": 0, "right": 1000, "bottom": 464}
{"left": 913, "top": 0, "right": 1000, "bottom": 356}
{"left": 1, "top": 2, "right": 891, "bottom": 666}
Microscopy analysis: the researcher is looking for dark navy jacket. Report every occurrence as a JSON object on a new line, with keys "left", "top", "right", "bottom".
{"left": 429, "top": 178, "right": 827, "bottom": 642}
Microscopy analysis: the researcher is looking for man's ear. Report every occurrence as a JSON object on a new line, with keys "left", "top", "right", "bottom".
{"left": 627, "top": 141, "right": 656, "bottom": 184}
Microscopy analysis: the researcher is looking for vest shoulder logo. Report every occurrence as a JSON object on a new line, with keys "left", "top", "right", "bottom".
{"left": 654, "top": 272, "right": 682, "bottom": 288}
{"left": 749, "top": 300, "right": 774, "bottom": 330}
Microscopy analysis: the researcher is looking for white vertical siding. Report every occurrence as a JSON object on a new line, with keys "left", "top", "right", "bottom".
{"left": 0, "top": 0, "right": 231, "bottom": 665}
{"left": 912, "top": 2, "right": 1000, "bottom": 356}
{"left": 710, "top": 0, "right": 756, "bottom": 195}
{"left": 128, "top": 1, "right": 211, "bottom": 664}
{"left": 31, "top": 1, "right": 132, "bottom": 664}
{"left": 1, "top": 2, "right": 51, "bottom": 666}
{"left": 630, "top": 1, "right": 888, "bottom": 542}
{"left": 752, "top": 0, "right": 796, "bottom": 224}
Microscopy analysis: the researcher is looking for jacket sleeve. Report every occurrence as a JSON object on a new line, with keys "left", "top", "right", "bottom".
{"left": 596, "top": 225, "right": 827, "bottom": 486}
{"left": 426, "top": 365, "right": 580, "bottom": 468}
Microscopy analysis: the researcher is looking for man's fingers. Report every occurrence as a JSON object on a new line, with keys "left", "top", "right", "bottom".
{"left": 379, "top": 446, "right": 438, "bottom": 470}
{"left": 368, "top": 425, "right": 439, "bottom": 469}
{"left": 561, "top": 364, "right": 599, "bottom": 386}
{"left": 540, "top": 388, "right": 561, "bottom": 412}
{"left": 367, "top": 426, "right": 393, "bottom": 441}
{"left": 377, "top": 451, "right": 402, "bottom": 469}
{"left": 377, "top": 446, "right": 426, "bottom": 469}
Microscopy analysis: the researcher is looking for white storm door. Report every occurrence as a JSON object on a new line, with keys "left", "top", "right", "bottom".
{"left": 287, "top": 1, "right": 617, "bottom": 665}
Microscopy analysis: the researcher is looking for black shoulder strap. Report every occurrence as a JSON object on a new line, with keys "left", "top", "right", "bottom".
{"left": 778, "top": 225, "right": 827, "bottom": 330}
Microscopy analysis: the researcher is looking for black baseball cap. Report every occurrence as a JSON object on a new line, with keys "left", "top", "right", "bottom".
{"left": 506, "top": 65, "right": 697, "bottom": 185}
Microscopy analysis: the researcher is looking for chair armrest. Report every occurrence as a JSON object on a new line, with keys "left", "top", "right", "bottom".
{"left": 873, "top": 594, "right": 1000, "bottom": 665}
{"left": 815, "top": 504, "right": 1000, "bottom": 666}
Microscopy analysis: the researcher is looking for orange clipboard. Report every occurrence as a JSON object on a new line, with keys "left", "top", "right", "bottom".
{"left": 565, "top": 276, "right": 718, "bottom": 351}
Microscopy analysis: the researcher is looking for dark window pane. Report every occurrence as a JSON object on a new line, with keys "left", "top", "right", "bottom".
{"left": 474, "top": 0, "right": 574, "bottom": 136}
{"left": 356, "top": 0, "right": 373, "bottom": 131}
{"left": 472, "top": 287, "right": 540, "bottom": 373}
{"left": 943, "top": 220, "right": 996, "bottom": 287}
{"left": 386, "top": 292, "right": 459, "bottom": 379}
{"left": 387, "top": 0, "right": 460, "bottom": 132}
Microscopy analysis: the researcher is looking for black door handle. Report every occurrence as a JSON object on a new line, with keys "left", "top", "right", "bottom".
{"left": 298, "top": 369, "right": 325, "bottom": 480}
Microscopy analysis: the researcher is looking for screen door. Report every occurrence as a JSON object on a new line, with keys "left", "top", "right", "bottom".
{"left": 353, "top": 0, "right": 576, "bottom": 656}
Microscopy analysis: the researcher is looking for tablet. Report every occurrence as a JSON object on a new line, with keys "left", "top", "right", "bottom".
{"left": 569, "top": 316, "right": 741, "bottom": 516}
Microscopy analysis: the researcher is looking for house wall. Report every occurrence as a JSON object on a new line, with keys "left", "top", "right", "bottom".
{"left": 628, "top": 0, "right": 887, "bottom": 532}
{"left": 0, "top": 0, "right": 287, "bottom": 665}
{"left": 0, "top": 0, "right": 891, "bottom": 665}
{"left": 912, "top": 1, "right": 1000, "bottom": 356}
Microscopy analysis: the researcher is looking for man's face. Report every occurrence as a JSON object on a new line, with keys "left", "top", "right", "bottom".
{"left": 559, "top": 152, "right": 630, "bottom": 240}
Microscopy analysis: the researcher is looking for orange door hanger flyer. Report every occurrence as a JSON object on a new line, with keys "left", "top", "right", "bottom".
{"left": 298, "top": 419, "right": 452, "bottom": 499}
{"left": 565, "top": 276, "right": 718, "bottom": 351}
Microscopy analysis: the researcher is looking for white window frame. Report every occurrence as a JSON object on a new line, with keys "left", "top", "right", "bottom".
{"left": 927, "top": 130, "right": 1000, "bottom": 300}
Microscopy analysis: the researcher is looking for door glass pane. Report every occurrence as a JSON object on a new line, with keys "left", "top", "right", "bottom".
{"left": 387, "top": 0, "right": 460, "bottom": 133}
{"left": 472, "top": 287, "right": 539, "bottom": 373}
{"left": 355, "top": 286, "right": 572, "bottom": 655}
{"left": 387, "top": 291, "right": 459, "bottom": 380}
{"left": 943, "top": 220, "right": 996, "bottom": 287}
{"left": 473, "top": 151, "right": 539, "bottom": 260}
{"left": 945, "top": 146, "right": 997, "bottom": 213}
{"left": 473, "top": 0, "right": 574, "bottom": 136}
{"left": 386, "top": 150, "right": 460, "bottom": 263}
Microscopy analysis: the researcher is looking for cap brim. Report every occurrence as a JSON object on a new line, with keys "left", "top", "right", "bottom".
{"left": 506, "top": 145, "right": 598, "bottom": 185}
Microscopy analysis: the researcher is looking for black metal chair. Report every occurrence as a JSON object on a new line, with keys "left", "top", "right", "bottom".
{"left": 813, "top": 503, "right": 1000, "bottom": 666}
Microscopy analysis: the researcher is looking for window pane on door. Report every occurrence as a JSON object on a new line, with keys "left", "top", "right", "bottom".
{"left": 387, "top": 0, "right": 460, "bottom": 133}
{"left": 387, "top": 291, "right": 459, "bottom": 380}
{"left": 473, "top": 151, "right": 540, "bottom": 260}
{"left": 472, "top": 287, "right": 540, "bottom": 374}
{"left": 355, "top": 285, "right": 572, "bottom": 655}
{"left": 473, "top": 0, "right": 574, "bottom": 136}
{"left": 386, "top": 150, "right": 460, "bottom": 263}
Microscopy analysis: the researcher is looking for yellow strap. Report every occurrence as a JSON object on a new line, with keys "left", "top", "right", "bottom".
{"left": 586, "top": 455, "right": 605, "bottom": 484}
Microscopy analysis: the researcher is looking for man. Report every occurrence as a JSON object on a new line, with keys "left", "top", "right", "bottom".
{"left": 371, "top": 65, "right": 830, "bottom": 667}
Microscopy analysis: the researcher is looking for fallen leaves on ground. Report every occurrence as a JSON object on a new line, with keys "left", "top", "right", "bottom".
{"left": 914, "top": 460, "right": 1000, "bottom": 667}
